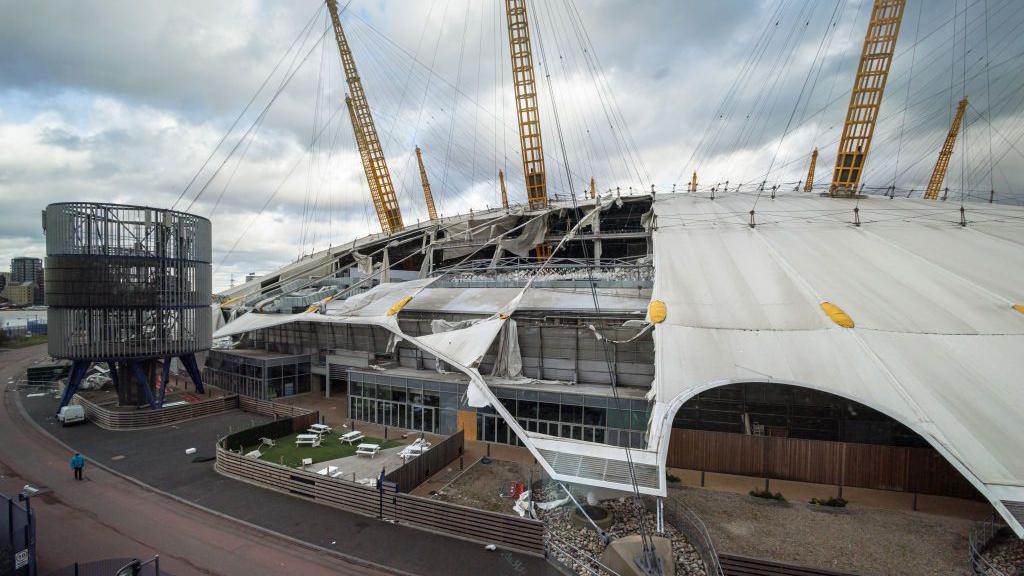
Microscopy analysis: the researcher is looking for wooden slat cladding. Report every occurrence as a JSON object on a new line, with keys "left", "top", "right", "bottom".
{"left": 73, "top": 392, "right": 316, "bottom": 431}
{"left": 720, "top": 553, "right": 858, "bottom": 576}
{"left": 384, "top": 430, "right": 464, "bottom": 493}
{"left": 74, "top": 394, "right": 239, "bottom": 430}
{"left": 668, "top": 429, "right": 979, "bottom": 499}
{"left": 215, "top": 443, "right": 544, "bottom": 555}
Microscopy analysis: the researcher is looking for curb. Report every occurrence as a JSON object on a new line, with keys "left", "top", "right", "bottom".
{"left": 10, "top": 380, "right": 415, "bottom": 576}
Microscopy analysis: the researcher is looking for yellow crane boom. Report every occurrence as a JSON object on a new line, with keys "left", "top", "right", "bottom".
{"left": 415, "top": 146, "right": 438, "bottom": 220}
{"left": 924, "top": 98, "right": 968, "bottom": 200}
{"left": 505, "top": 0, "right": 548, "bottom": 210}
{"left": 830, "top": 0, "right": 906, "bottom": 197}
{"left": 804, "top": 148, "right": 818, "bottom": 192}
{"left": 327, "top": 0, "right": 403, "bottom": 234}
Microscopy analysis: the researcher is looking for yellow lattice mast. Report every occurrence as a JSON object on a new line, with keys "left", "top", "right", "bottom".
{"left": 804, "top": 148, "right": 818, "bottom": 192}
{"left": 346, "top": 95, "right": 378, "bottom": 210}
{"left": 415, "top": 146, "right": 438, "bottom": 220}
{"left": 499, "top": 170, "right": 508, "bottom": 208}
{"left": 505, "top": 0, "right": 548, "bottom": 210}
{"left": 327, "top": 0, "right": 403, "bottom": 234}
{"left": 689, "top": 171, "right": 697, "bottom": 193}
{"left": 830, "top": 0, "right": 906, "bottom": 197}
{"left": 924, "top": 98, "right": 968, "bottom": 200}
{"left": 590, "top": 177, "right": 596, "bottom": 199}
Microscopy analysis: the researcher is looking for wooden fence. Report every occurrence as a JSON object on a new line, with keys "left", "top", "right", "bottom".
{"left": 74, "top": 394, "right": 241, "bottom": 430}
{"left": 667, "top": 428, "right": 979, "bottom": 500}
{"left": 384, "top": 430, "right": 465, "bottom": 493}
{"left": 72, "top": 390, "right": 317, "bottom": 431}
{"left": 214, "top": 440, "right": 544, "bottom": 554}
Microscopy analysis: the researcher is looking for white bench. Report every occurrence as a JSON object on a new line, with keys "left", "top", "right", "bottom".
{"left": 295, "top": 434, "right": 321, "bottom": 448}
{"left": 340, "top": 431, "right": 365, "bottom": 445}
{"left": 355, "top": 443, "right": 380, "bottom": 458}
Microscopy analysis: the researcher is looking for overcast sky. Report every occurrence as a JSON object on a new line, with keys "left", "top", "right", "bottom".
{"left": 2, "top": 0, "right": 1022, "bottom": 291}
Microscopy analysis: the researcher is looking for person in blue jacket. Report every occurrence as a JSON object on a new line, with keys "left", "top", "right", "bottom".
{"left": 70, "top": 453, "right": 85, "bottom": 480}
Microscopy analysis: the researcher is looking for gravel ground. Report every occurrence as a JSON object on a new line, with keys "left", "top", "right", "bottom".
{"left": 670, "top": 486, "right": 974, "bottom": 575}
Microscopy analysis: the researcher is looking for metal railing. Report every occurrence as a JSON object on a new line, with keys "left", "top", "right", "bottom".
{"left": 969, "top": 514, "right": 1009, "bottom": 576}
{"left": 662, "top": 495, "right": 724, "bottom": 576}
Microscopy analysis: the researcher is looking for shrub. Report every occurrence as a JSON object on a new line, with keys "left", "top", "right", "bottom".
{"left": 810, "top": 496, "right": 848, "bottom": 508}
{"left": 749, "top": 488, "right": 786, "bottom": 502}
{"left": 666, "top": 473, "right": 681, "bottom": 483}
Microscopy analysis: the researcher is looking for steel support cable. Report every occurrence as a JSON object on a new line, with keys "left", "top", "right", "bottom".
{"left": 724, "top": 0, "right": 994, "bottom": 187}
{"left": 439, "top": 0, "right": 472, "bottom": 207}
{"left": 214, "top": 104, "right": 344, "bottom": 272}
{"left": 545, "top": 0, "right": 603, "bottom": 188}
{"left": 527, "top": 0, "right": 656, "bottom": 564}
{"left": 563, "top": 0, "right": 650, "bottom": 186}
{"left": 185, "top": 25, "right": 331, "bottom": 213}
{"left": 170, "top": 4, "right": 324, "bottom": 211}
{"left": 673, "top": 0, "right": 789, "bottom": 185}
{"left": 741, "top": 39, "right": 1024, "bottom": 193}
{"left": 299, "top": 18, "right": 330, "bottom": 256}
{"left": 705, "top": 0, "right": 792, "bottom": 174}
{"left": 736, "top": 0, "right": 817, "bottom": 177}
{"left": 348, "top": 12, "right": 583, "bottom": 199}
{"left": 561, "top": 5, "right": 650, "bottom": 187}
{"left": 893, "top": 2, "right": 925, "bottom": 187}
{"left": 760, "top": 0, "right": 844, "bottom": 191}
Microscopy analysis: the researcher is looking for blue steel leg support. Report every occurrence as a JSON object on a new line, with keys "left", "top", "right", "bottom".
{"left": 158, "top": 357, "right": 171, "bottom": 408}
{"left": 57, "top": 361, "right": 90, "bottom": 414}
{"left": 180, "top": 353, "right": 205, "bottom": 394}
{"left": 129, "top": 361, "right": 159, "bottom": 410}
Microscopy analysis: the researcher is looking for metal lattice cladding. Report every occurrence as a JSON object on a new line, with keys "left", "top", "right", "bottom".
{"left": 505, "top": 0, "right": 548, "bottom": 210}
{"left": 830, "top": 0, "right": 906, "bottom": 196}
{"left": 924, "top": 98, "right": 968, "bottom": 200}
{"left": 415, "top": 146, "right": 438, "bottom": 220}
{"left": 327, "top": 0, "right": 403, "bottom": 234}
{"left": 43, "top": 203, "right": 212, "bottom": 360}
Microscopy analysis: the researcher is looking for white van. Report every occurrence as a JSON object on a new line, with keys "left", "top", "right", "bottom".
{"left": 57, "top": 405, "right": 85, "bottom": 426}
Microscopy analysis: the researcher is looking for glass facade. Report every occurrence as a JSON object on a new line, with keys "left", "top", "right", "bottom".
{"left": 346, "top": 369, "right": 650, "bottom": 449}
{"left": 478, "top": 389, "right": 649, "bottom": 448}
{"left": 204, "top": 350, "right": 311, "bottom": 400}
{"left": 346, "top": 371, "right": 461, "bottom": 434}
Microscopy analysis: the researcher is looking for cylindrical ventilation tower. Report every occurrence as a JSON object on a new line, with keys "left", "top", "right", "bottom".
{"left": 43, "top": 203, "right": 212, "bottom": 411}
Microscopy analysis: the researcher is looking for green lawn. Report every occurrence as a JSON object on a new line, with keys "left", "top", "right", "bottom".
{"left": 251, "top": 432, "right": 400, "bottom": 467}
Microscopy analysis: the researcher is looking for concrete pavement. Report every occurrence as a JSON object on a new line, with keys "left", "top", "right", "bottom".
{"left": 0, "top": 345, "right": 399, "bottom": 576}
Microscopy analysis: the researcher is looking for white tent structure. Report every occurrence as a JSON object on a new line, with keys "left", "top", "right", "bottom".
{"left": 215, "top": 190, "right": 1024, "bottom": 536}
{"left": 644, "top": 192, "right": 1024, "bottom": 537}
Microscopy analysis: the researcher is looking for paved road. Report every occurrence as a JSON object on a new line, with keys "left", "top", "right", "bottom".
{"left": 3, "top": 345, "right": 554, "bottom": 576}
{"left": 0, "top": 346, "right": 399, "bottom": 576}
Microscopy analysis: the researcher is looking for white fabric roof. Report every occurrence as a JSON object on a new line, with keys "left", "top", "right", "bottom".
{"left": 646, "top": 191, "right": 1024, "bottom": 534}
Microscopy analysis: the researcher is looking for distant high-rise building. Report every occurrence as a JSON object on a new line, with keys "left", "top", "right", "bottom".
{"left": 10, "top": 257, "right": 44, "bottom": 305}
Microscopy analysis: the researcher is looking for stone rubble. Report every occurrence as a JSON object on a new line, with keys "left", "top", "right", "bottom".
{"left": 536, "top": 487, "right": 706, "bottom": 576}
{"left": 983, "top": 531, "right": 1024, "bottom": 575}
